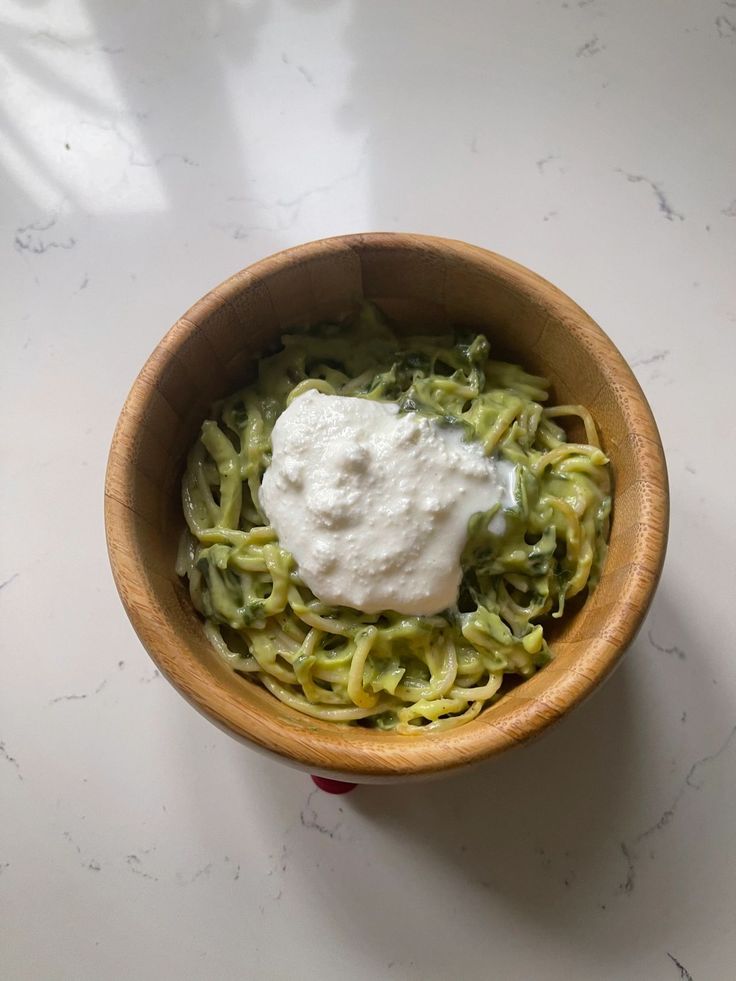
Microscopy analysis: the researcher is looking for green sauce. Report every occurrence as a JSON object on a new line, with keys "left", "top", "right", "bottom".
{"left": 177, "top": 305, "right": 611, "bottom": 733}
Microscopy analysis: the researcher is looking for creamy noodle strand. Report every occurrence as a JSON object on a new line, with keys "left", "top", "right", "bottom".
{"left": 176, "top": 305, "right": 611, "bottom": 732}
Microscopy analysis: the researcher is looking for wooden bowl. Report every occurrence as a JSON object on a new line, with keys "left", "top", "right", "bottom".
{"left": 105, "top": 233, "right": 668, "bottom": 782}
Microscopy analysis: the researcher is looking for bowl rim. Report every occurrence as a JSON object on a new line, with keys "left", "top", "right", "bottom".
{"left": 105, "top": 232, "right": 669, "bottom": 778}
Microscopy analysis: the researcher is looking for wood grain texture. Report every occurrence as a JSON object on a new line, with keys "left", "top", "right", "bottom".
{"left": 104, "top": 233, "right": 669, "bottom": 782}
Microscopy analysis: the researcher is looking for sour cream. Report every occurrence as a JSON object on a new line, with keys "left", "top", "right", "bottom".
{"left": 259, "top": 390, "right": 515, "bottom": 616}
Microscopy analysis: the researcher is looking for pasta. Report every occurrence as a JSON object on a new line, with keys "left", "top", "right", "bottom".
{"left": 176, "top": 305, "right": 611, "bottom": 733}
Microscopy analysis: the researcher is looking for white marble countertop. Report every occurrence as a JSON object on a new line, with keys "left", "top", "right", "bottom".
{"left": 2, "top": 2, "right": 735, "bottom": 978}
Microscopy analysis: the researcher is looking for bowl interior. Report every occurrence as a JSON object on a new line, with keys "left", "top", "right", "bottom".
{"left": 105, "top": 233, "right": 668, "bottom": 779}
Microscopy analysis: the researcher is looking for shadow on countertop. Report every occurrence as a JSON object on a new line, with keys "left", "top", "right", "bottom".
{"left": 336, "top": 577, "right": 735, "bottom": 970}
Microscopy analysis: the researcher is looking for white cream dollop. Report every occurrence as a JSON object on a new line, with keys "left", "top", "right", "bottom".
{"left": 259, "top": 390, "right": 515, "bottom": 616}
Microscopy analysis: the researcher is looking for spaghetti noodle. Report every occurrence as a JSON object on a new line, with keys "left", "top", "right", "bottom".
{"left": 177, "top": 305, "right": 611, "bottom": 733}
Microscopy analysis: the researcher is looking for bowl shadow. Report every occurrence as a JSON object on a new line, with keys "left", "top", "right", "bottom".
{"left": 350, "top": 645, "right": 642, "bottom": 913}
{"left": 335, "top": 578, "right": 734, "bottom": 961}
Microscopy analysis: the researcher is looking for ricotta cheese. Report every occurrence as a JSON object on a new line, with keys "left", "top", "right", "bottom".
{"left": 259, "top": 390, "right": 515, "bottom": 616}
